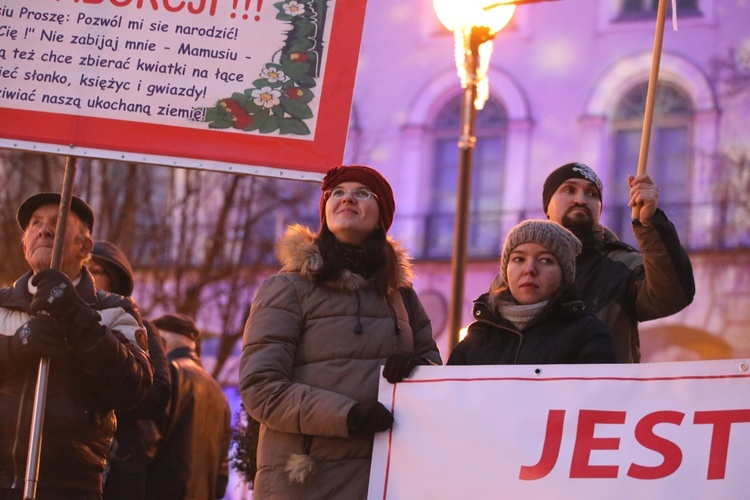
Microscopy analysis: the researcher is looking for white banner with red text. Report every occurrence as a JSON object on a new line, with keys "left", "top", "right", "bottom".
{"left": 369, "top": 360, "right": 750, "bottom": 499}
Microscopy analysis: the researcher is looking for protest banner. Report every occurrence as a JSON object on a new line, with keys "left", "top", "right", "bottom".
{"left": 0, "top": 0, "right": 367, "bottom": 178}
{"left": 369, "top": 360, "right": 750, "bottom": 499}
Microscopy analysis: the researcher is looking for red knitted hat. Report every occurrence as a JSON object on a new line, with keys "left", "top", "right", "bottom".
{"left": 319, "top": 165, "right": 395, "bottom": 231}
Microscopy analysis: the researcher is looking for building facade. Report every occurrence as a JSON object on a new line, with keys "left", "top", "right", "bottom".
{"left": 341, "top": 0, "right": 750, "bottom": 360}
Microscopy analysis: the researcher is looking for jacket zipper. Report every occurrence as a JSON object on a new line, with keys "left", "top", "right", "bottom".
{"left": 474, "top": 306, "right": 524, "bottom": 364}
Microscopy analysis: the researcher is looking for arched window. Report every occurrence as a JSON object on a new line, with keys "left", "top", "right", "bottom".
{"left": 610, "top": 82, "right": 694, "bottom": 245}
{"left": 424, "top": 95, "right": 508, "bottom": 259}
{"left": 618, "top": 0, "right": 700, "bottom": 20}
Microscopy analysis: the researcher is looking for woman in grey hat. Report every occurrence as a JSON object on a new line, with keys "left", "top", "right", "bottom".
{"left": 448, "top": 220, "right": 616, "bottom": 365}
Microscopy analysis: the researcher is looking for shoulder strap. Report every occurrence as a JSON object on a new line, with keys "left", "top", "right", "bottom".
{"left": 399, "top": 286, "right": 418, "bottom": 331}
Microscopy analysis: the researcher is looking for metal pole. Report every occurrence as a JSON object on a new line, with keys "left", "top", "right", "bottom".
{"left": 631, "top": 0, "right": 668, "bottom": 221}
{"left": 24, "top": 156, "right": 78, "bottom": 500}
{"left": 447, "top": 28, "right": 485, "bottom": 351}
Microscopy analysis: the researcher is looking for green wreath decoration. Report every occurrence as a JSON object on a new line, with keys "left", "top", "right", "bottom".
{"left": 204, "top": 0, "right": 328, "bottom": 135}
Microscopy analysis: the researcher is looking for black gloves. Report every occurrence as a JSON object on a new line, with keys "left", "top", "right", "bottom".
{"left": 31, "top": 269, "right": 83, "bottom": 320}
{"left": 10, "top": 316, "right": 68, "bottom": 361}
{"left": 383, "top": 352, "right": 423, "bottom": 383}
{"left": 347, "top": 401, "right": 393, "bottom": 435}
{"left": 30, "top": 269, "right": 101, "bottom": 343}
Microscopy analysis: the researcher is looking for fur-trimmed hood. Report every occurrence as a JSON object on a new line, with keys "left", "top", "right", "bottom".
{"left": 276, "top": 224, "right": 415, "bottom": 294}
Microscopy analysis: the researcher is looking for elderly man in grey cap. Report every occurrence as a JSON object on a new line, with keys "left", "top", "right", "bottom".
{"left": 0, "top": 193, "right": 153, "bottom": 499}
{"left": 146, "top": 313, "right": 231, "bottom": 500}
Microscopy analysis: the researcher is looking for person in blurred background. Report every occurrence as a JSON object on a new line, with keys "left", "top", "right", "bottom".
{"left": 147, "top": 312, "right": 231, "bottom": 500}
{"left": 90, "top": 240, "right": 171, "bottom": 500}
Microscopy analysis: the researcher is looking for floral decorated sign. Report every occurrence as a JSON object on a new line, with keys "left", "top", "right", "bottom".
{"left": 205, "top": 1, "right": 324, "bottom": 136}
{"left": 0, "top": 0, "right": 367, "bottom": 177}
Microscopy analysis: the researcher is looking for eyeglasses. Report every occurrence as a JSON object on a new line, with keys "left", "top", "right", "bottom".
{"left": 325, "top": 188, "right": 378, "bottom": 201}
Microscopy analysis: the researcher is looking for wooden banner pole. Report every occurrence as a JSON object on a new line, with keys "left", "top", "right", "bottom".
{"left": 631, "top": 0, "right": 669, "bottom": 220}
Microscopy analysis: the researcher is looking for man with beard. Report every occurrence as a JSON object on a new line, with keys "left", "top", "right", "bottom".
{"left": 539, "top": 162, "right": 695, "bottom": 363}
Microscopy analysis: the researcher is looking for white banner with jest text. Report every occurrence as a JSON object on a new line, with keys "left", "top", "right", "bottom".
{"left": 369, "top": 360, "right": 750, "bottom": 500}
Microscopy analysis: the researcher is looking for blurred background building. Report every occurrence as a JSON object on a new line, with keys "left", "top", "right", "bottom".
{"left": 342, "top": 0, "right": 750, "bottom": 362}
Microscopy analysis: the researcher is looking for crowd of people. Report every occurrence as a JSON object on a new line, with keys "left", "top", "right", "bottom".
{"left": 0, "top": 161, "right": 694, "bottom": 499}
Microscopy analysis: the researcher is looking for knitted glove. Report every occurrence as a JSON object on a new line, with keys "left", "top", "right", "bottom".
{"left": 10, "top": 316, "right": 68, "bottom": 361}
{"left": 347, "top": 402, "right": 393, "bottom": 435}
{"left": 383, "top": 352, "right": 423, "bottom": 383}
{"left": 30, "top": 269, "right": 101, "bottom": 344}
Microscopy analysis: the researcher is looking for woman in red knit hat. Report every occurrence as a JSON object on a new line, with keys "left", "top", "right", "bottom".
{"left": 239, "top": 165, "right": 442, "bottom": 499}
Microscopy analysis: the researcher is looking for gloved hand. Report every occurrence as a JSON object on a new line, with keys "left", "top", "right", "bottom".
{"left": 30, "top": 269, "right": 101, "bottom": 343}
{"left": 383, "top": 352, "right": 423, "bottom": 383}
{"left": 31, "top": 269, "right": 81, "bottom": 319}
{"left": 347, "top": 401, "right": 393, "bottom": 435}
{"left": 10, "top": 316, "right": 68, "bottom": 362}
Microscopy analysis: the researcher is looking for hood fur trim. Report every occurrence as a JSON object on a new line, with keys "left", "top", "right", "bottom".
{"left": 276, "top": 224, "right": 414, "bottom": 293}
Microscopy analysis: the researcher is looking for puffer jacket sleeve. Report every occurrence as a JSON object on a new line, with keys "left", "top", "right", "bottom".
{"left": 631, "top": 209, "right": 695, "bottom": 321}
{"left": 239, "top": 275, "right": 357, "bottom": 439}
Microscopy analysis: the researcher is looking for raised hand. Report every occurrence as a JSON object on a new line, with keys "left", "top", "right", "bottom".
{"left": 628, "top": 174, "right": 659, "bottom": 226}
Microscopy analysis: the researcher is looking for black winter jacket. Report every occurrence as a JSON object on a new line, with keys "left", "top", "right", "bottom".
{"left": 0, "top": 270, "right": 152, "bottom": 495}
{"left": 575, "top": 210, "right": 695, "bottom": 363}
{"left": 448, "top": 286, "right": 617, "bottom": 366}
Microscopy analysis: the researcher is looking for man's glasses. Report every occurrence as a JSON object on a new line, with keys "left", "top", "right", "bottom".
{"left": 325, "top": 188, "right": 378, "bottom": 201}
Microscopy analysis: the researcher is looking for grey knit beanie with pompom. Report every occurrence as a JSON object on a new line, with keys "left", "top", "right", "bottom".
{"left": 499, "top": 220, "right": 582, "bottom": 285}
